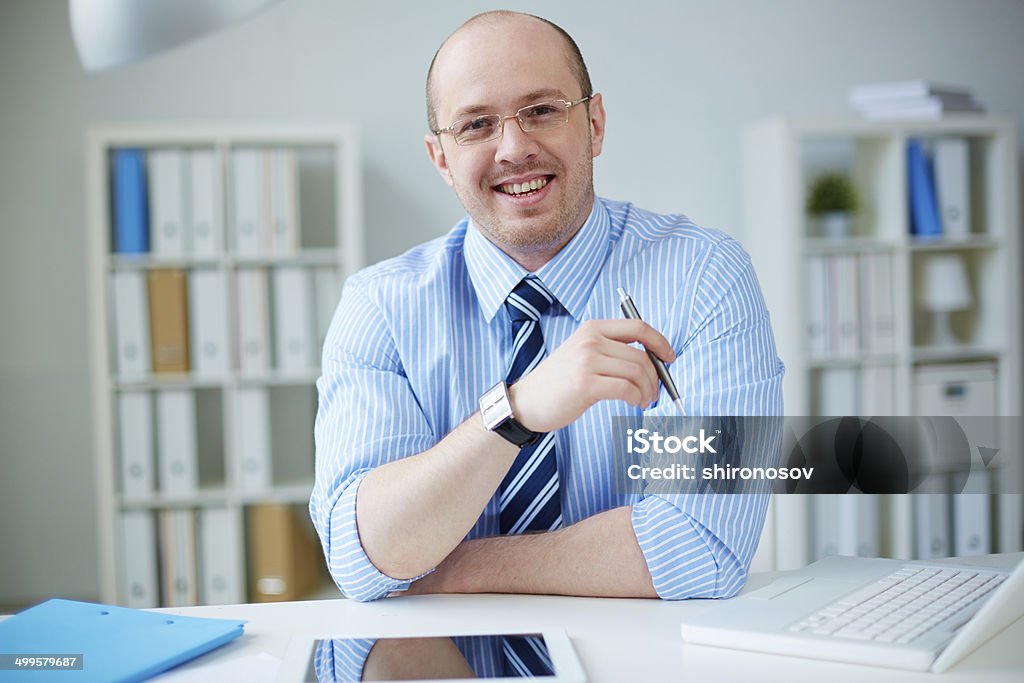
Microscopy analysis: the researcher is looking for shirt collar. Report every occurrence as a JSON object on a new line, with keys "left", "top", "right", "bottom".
{"left": 464, "top": 198, "right": 611, "bottom": 323}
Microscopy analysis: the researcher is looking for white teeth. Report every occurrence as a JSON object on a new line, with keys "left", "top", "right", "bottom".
{"left": 500, "top": 177, "right": 548, "bottom": 195}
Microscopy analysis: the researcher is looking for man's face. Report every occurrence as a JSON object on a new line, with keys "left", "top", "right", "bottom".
{"left": 425, "top": 18, "right": 605, "bottom": 262}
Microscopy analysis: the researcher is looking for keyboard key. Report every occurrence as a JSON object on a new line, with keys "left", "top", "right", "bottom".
{"left": 836, "top": 629, "right": 876, "bottom": 640}
{"left": 811, "top": 622, "right": 846, "bottom": 635}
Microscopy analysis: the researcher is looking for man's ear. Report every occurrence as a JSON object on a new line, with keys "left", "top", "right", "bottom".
{"left": 588, "top": 93, "right": 606, "bottom": 159}
{"left": 424, "top": 134, "right": 454, "bottom": 188}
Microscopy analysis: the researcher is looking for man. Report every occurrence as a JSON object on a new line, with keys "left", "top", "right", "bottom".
{"left": 310, "top": 10, "right": 783, "bottom": 604}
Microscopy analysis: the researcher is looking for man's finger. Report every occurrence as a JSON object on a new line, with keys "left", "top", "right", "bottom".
{"left": 585, "top": 319, "right": 676, "bottom": 362}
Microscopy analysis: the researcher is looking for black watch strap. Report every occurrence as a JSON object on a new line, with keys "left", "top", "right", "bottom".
{"left": 493, "top": 416, "right": 540, "bottom": 447}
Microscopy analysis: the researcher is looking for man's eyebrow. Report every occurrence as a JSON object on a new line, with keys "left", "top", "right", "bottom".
{"left": 451, "top": 89, "right": 569, "bottom": 119}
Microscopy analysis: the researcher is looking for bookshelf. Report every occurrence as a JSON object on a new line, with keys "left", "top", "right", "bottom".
{"left": 741, "top": 115, "right": 1022, "bottom": 571}
{"left": 86, "top": 125, "right": 363, "bottom": 607}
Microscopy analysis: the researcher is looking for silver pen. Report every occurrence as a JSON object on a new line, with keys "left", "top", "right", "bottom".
{"left": 617, "top": 287, "right": 686, "bottom": 415}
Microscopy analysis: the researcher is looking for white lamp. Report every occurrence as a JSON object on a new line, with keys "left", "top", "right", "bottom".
{"left": 918, "top": 253, "right": 972, "bottom": 346}
{"left": 70, "top": 0, "right": 282, "bottom": 72}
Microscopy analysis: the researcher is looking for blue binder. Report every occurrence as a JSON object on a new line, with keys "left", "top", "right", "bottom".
{"left": 113, "top": 148, "right": 150, "bottom": 254}
{"left": 0, "top": 599, "right": 245, "bottom": 682}
{"left": 907, "top": 138, "right": 942, "bottom": 238}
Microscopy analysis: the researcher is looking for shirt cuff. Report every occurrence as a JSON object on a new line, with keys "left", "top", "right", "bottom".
{"left": 327, "top": 470, "right": 435, "bottom": 601}
{"left": 631, "top": 495, "right": 733, "bottom": 600}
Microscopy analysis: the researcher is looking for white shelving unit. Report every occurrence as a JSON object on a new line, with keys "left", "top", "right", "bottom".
{"left": 741, "top": 115, "right": 1022, "bottom": 571}
{"left": 86, "top": 125, "right": 363, "bottom": 606}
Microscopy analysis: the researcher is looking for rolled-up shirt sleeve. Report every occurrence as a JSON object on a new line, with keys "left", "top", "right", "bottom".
{"left": 632, "top": 238, "right": 784, "bottom": 600}
{"left": 309, "top": 273, "right": 438, "bottom": 602}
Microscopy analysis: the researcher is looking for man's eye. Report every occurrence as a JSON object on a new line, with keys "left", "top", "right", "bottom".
{"left": 460, "top": 117, "right": 493, "bottom": 133}
{"left": 525, "top": 104, "right": 558, "bottom": 118}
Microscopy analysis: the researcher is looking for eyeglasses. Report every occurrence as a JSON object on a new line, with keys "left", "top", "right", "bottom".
{"left": 433, "top": 96, "right": 592, "bottom": 146}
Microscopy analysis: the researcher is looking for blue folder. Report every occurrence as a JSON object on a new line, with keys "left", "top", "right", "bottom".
{"left": 0, "top": 599, "right": 245, "bottom": 682}
{"left": 112, "top": 148, "right": 150, "bottom": 254}
{"left": 907, "top": 138, "right": 942, "bottom": 238}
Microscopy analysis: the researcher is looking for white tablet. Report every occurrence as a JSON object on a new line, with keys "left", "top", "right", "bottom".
{"left": 276, "top": 628, "right": 585, "bottom": 682}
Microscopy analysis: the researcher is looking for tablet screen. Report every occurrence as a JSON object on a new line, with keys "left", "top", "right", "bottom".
{"left": 304, "top": 633, "right": 556, "bottom": 682}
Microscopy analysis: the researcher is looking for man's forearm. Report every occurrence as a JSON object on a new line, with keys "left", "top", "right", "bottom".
{"left": 357, "top": 415, "right": 519, "bottom": 580}
{"left": 406, "top": 505, "right": 658, "bottom": 598}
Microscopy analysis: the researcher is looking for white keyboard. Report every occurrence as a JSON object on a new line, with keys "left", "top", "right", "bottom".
{"left": 788, "top": 565, "right": 1005, "bottom": 645}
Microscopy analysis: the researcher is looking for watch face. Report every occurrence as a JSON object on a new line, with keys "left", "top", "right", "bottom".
{"left": 480, "top": 382, "right": 513, "bottom": 430}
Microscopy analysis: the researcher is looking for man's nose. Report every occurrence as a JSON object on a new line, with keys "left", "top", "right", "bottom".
{"left": 494, "top": 116, "right": 539, "bottom": 164}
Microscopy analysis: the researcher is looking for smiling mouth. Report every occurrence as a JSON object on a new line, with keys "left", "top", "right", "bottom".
{"left": 495, "top": 176, "right": 551, "bottom": 197}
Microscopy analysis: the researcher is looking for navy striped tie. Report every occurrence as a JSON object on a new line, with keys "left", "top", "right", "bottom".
{"left": 499, "top": 276, "right": 562, "bottom": 535}
{"left": 502, "top": 634, "right": 556, "bottom": 676}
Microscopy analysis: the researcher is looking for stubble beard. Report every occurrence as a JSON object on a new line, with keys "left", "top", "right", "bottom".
{"left": 455, "top": 146, "right": 596, "bottom": 258}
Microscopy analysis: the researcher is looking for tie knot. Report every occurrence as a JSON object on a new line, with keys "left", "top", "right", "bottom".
{"left": 505, "top": 276, "right": 554, "bottom": 322}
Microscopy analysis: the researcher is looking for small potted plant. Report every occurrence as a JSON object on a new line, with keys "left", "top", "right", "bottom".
{"left": 806, "top": 172, "right": 859, "bottom": 238}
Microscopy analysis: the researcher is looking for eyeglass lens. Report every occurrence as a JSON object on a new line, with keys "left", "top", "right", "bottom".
{"left": 452, "top": 101, "right": 571, "bottom": 145}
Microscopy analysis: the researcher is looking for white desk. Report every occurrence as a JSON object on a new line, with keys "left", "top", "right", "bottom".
{"left": 158, "top": 553, "right": 1024, "bottom": 682}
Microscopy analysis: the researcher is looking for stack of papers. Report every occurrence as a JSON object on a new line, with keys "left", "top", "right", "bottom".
{"left": 848, "top": 81, "right": 983, "bottom": 120}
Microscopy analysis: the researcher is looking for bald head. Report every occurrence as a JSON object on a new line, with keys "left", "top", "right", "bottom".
{"left": 426, "top": 11, "right": 592, "bottom": 132}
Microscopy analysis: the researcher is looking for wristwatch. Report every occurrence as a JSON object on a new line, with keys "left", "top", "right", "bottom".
{"left": 479, "top": 381, "right": 540, "bottom": 447}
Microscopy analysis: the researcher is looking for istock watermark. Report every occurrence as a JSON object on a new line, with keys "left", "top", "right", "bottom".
{"left": 625, "top": 427, "right": 718, "bottom": 454}
{"left": 610, "top": 416, "right": 1023, "bottom": 496}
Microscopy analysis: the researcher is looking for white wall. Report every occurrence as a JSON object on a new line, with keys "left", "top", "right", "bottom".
{"left": 1, "top": 0, "right": 1022, "bottom": 605}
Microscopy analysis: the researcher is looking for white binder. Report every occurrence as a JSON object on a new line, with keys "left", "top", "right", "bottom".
{"left": 818, "top": 367, "right": 859, "bottom": 416}
{"left": 859, "top": 252, "right": 896, "bottom": 353}
{"left": 272, "top": 266, "right": 315, "bottom": 373}
{"left": 118, "top": 510, "right": 159, "bottom": 609}
{"left": 830, "top": 254, "right": 859, "bottom": 356}
{"left": 774, "top": 495, "right": 810, "bottom": 570}
{"left": 915, "top": 475, "right": 952, "bottom": 559}
{"left": 188, "top": 269, "right": 231, "bottom": 377}
{"left": 804, "top": 256, "right": 827, "bottom": 356}
{"left": 857, "top": 495, "right": 880, "bottom": 556}
{"left": 156, "top": 389, "right": 198, "bottom": 495}
{"left": 934, "top": 137, "right": 971, "bottom": 240}
{"left": 837, "top": 494, "right": 878, "bottom": 556}
{"left": 189, "top": 149, "right": 223, "bottom": 258}
{"left": 118, "top": 390, "right": 154, "bottom": 498}
{"left": 236, "top": 269, "right": 270, "bottom": 375}
{"left": 161, "top": 509, "right": 198, "bottom": 607}
{"left": 149, "top": 149, "right": 188, "bottom": 259}
{"left": 232, "top": 149, "right": 266, "bottom": 256}
{"left": 234, "top": 387, "right": 272, "bottom": 491}
{"left": 917, "top": 493, "right": 953, "bottom": 558}
{"left": 313, "top": 266, "right": 340, "bottom": 350}
{"left": 269, "top": 149, "right": 299, "bottom": 254}
{"left": 860, "top": 364, "right": 895, "bottom": 416}
{"left": 199, "top": 507, "right": 245, "bottom": 605}
{"left": 997, "top": 495, "right": 1023, "bottom": 553}
{"left": 888, "top": 493, "right": 915, "bottom": 560}
{"left": 111, "top": 270, "right": 151, "bottom": 379}
{"left": 952, "top": 469, "right": 992, "bottom": 556}
{"left": 814, "top": 494, "right": 840, "bottom": 559}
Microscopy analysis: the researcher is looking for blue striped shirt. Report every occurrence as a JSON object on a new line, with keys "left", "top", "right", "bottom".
{"left": 310, "top": 196, "right": 784, "bottom": 603}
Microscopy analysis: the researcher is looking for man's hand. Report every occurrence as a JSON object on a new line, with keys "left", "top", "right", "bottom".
{"left": 509, "top": 319, "right": 675, "bottom": 433}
